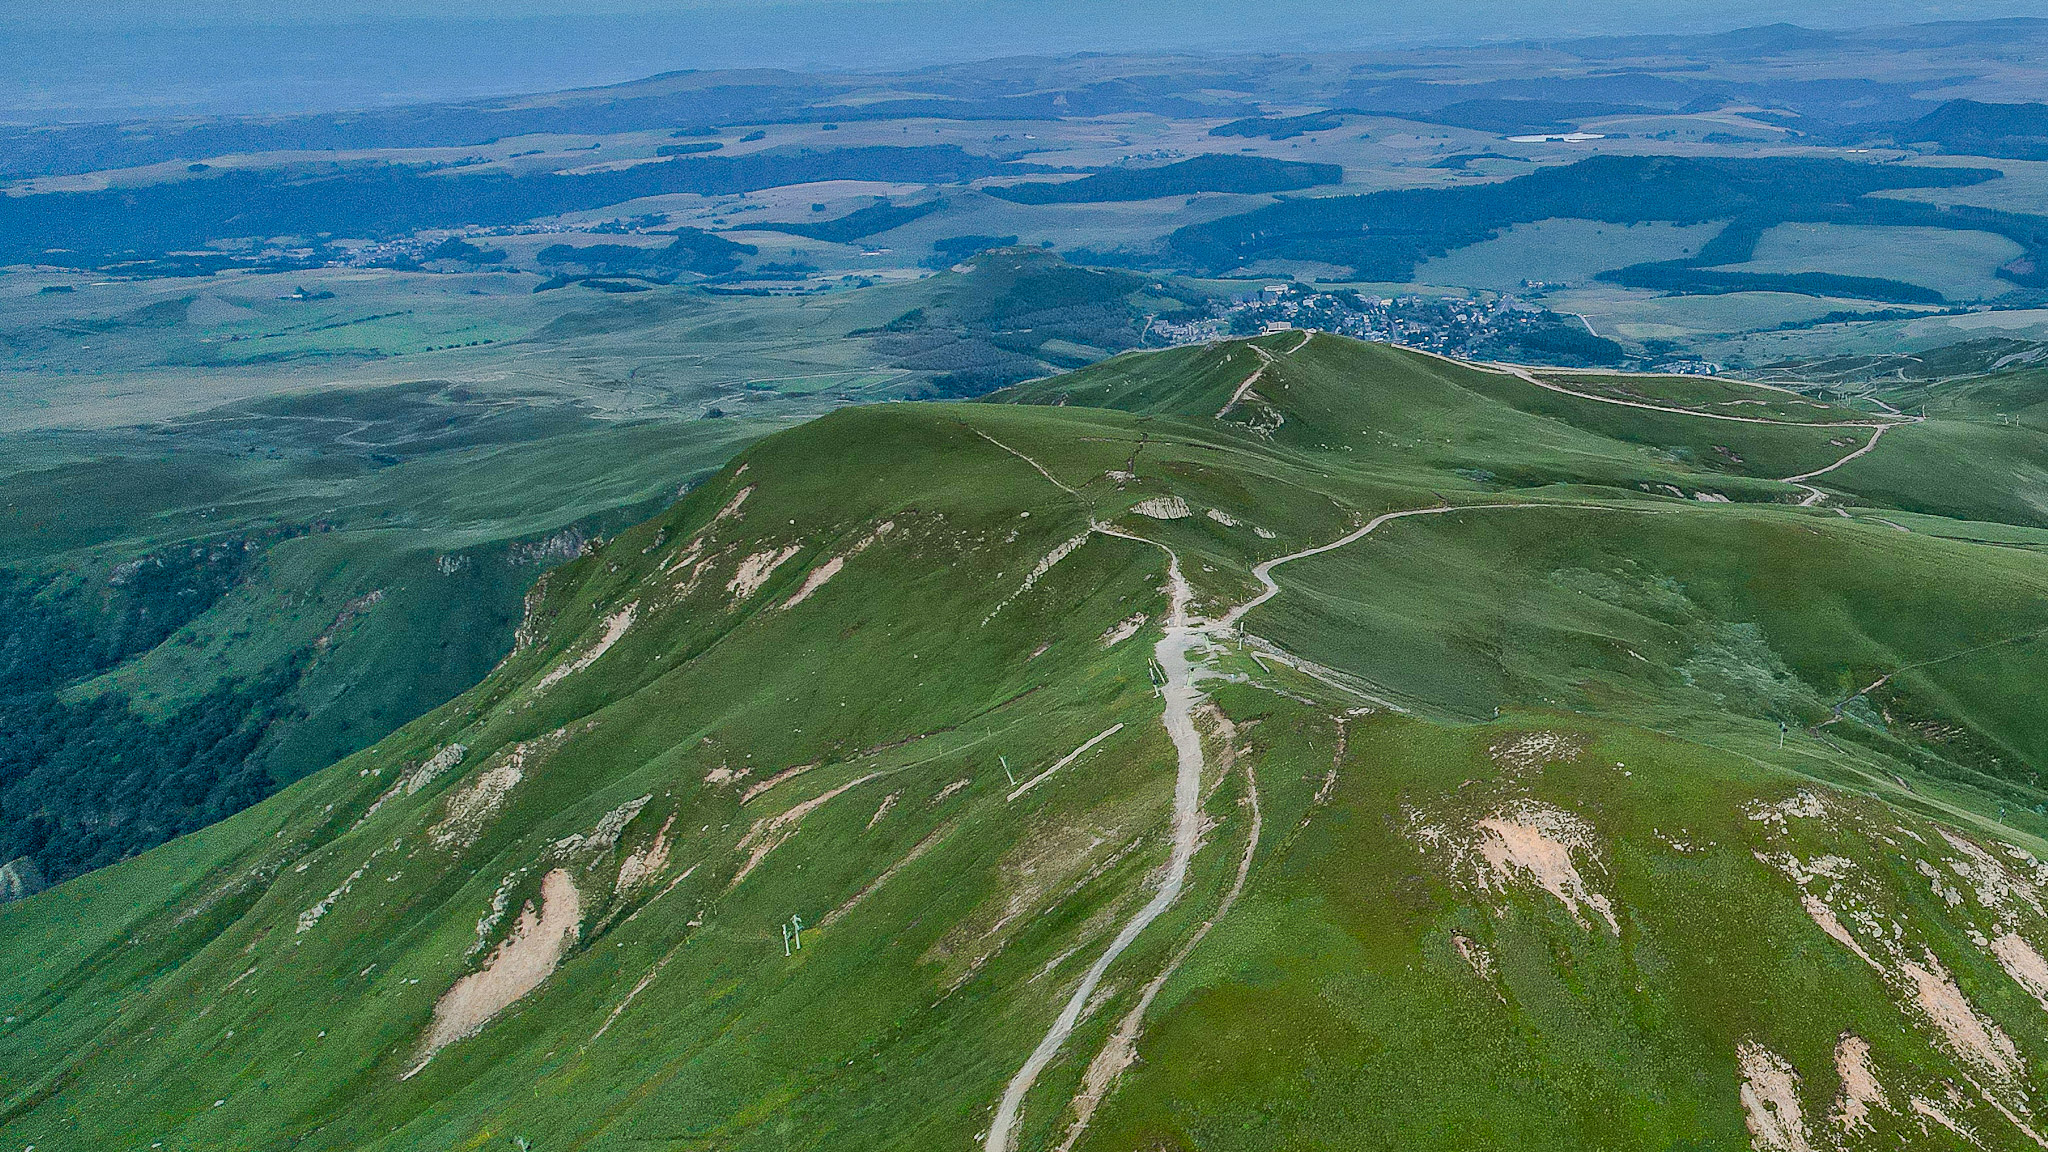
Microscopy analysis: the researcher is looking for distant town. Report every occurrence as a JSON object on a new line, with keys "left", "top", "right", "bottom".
{"left": 1155, "top": 282, "right": 1715, "bottom": 373}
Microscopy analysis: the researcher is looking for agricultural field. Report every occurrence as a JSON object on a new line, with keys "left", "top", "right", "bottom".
{"left": 1551, "top": 284, "right": 1943, "bottom": 347}
{"left": 6, "top": 25, "right": 2048, "bottom": 357}
{"left": 1728, "top": 224, "right": 2026, "bottom": 303}
{"left": 1412, "top": 218, "right": 1725, "bottom": 293}
{"left": 1706, "top": 308, "right": 2048, "bottom": 382}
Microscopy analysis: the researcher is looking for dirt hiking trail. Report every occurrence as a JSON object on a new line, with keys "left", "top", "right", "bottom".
{"left": 985, "top": 527, "right": 1206, "bottom": 1152}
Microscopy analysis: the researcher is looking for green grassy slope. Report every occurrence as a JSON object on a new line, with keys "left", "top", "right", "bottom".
{"left": 1009, "top": 333, "right": 1883, "bottom": 498}
{"left": 2, "top": 394, "right": 775, "bottom": 764}
{"left": 0, "top": 252, "right": 1211, "bottom": 889}
{"left": 1817, "top": 370, "right": 2048, "bottom": 528}
{"left": 1249, "top": 505, "right": 2048, "bottom": 767}
{"left": 7, "top": 336, "right": 2048, "bottom": 1150}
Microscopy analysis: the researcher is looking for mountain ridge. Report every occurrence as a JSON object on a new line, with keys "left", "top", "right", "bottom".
{"left": 8, "top": 335, "right": 2048, "bottom": 1149}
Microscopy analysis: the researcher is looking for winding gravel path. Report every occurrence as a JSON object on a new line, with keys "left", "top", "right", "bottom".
{"left": 1781, "top": 422, "right": 1902, "bottom": 506}
{"left": 1224, "top": 502, "right": 1593, "bottom": 631}
{"left": 985, "top": 528, "right": 1205, "bottom": 1152}
{"left": 974, "top": 364, "right": 1911, "bottom": 1147}
{"left": 1466, "top": 358, "right": 1920, "bottom": 506}
{"left": 1215, "top": 344, "right": 1276, "bottom": 420}
{"left": 1485, "top": 360, "right": 1906, "bottom": 430}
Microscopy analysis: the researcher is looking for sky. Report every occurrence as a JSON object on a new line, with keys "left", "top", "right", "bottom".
{"left": 5, "top": 0, "right": 2044, "bottom": 120}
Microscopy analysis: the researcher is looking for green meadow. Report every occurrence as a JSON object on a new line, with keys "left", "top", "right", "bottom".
{"left": 7, "top": 331, "right": 2048, "bottom": 1148}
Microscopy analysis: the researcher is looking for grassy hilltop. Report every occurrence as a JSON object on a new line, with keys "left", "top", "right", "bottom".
{"left": 7, "top": 333, "right": 2048, "bottom": 1149}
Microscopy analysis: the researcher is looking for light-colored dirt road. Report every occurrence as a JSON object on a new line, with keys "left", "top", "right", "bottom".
{"left": 985, "top": 527, "right": 1207, "bottom": 1152}
{"left": 996, "top": 501, "right": 1603, "bottom": 1151}
{"left": 1215, "top": 344, "right": 1276, "bottom": 419}
{"left": 973, "top": 398, "right": 1902, "bottom": 1150}
{"left": 1484, "top": 359, "right": 1904, "bottom": 430}
{"left": 1052, "top": 753, "right": 1262, "bottom": 1152}
{"left": 1224, "top": 502, "right": 1600, "bottom": 631}
{"left": 971, "top": 422, "right": 1647, "bottom": 1152}
{"left": 1469, "top": 358, "right": 1920, "bottom": 507}
{"left": 1781, "top": 422, "right": 1901, "bottom": 506}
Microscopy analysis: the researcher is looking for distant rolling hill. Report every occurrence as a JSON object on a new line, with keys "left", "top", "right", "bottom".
{"left": 1902, "top": 100, "right": 2048, "bottom": 162}
{"left": 8, "top": 334, "right": 2048, "bottom": 1151}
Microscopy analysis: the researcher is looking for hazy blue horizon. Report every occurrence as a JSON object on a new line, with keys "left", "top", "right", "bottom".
{"left": 8, "top": 1, "right": 2045, "bottom": 122}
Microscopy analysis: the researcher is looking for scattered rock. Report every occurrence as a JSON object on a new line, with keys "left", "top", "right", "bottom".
{"left": 1409, "top": 799, "right": 1620, "bottom": 935}
{"left": 614, "top": 816, "right": 676, "bottom": 895}
{"left": 553, "top": 794, "right": 651, "bottom": 858}
{"left": 1487, "top": 730, "right": 1584, "bottom": 775}
{"left": 1475, "top": 807, "right": 1620, "bottom": 935}
{"left": 1098, "top": 613, "right": 1147, "bottom": 647}
{"left": 407, "top": 869, "right": 581, "bottom": 1078}
{"left": 404, "top": 744, "right": 469, "bottom": 796}
{"left": 431, "top": 746, "right": 536, "bottom": 849}
{"left": 1903, "top": 950, "right": 2022, "bottom": 1080}
{"left": 1990, "top": 932, "right": 2048, "bottom": 1012}
{"left": 781, "top": 520, "right": 893, "bottom": 609}
{"left": 1737, "top": 1041, "right": 1814, "bottom": 1152}
{"left": 533, "top": 604, "right": 637, "bottom": 694}
{"left": 1131, "top": 496, "right": 1191, "bottom": 520}
{"left": 1831, "top": 1034, "right": 1889, "bottom": 1133}
{"left": 729, "top": 547, "right": 802, "bottom": 602}
{"left": 984, "top": 532, "right": 1090, "bottom": 625}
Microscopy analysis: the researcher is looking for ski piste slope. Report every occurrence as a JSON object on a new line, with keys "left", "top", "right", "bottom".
{"left": 8, "top": 333, "right": 2048, "bottom": 1150}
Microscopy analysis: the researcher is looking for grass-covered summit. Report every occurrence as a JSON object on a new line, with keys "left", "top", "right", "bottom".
{"left": 8, "top": 333, "right": 2048, "bottom": 1150}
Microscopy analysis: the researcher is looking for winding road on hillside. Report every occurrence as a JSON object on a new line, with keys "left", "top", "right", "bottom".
{"left": 1470, "top": 358, "right": 1921, "bottom": 506}
{"left": 988, "top": 495, "right": 1596, "bottom": 1152}
{"left": 1213, "top": 331, "right": 1312, "bottom": 420}
{"left": 985, "top": 522, "right": 1205, "bottom": 1152}
{"left": 1224, "top": 502, "right": 1578, "bottom": 629}
{"left": 1235, "top": 342, "right": 1917, "bottom": 506}
{"left": 977, "top": 352, "right": 1921, "bottom": 1148}
{"left": 1214, "top": 344, "right": 1276, "bottom": 419}
{"left": 1483, "top": 360, "right": 1908, "bottom": 429}
{"left": 1780, "top": 422, "right": 1903, "bottom": 506}
{"left": 977, "top": 462, "right": 1600, "bottom": 1150}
